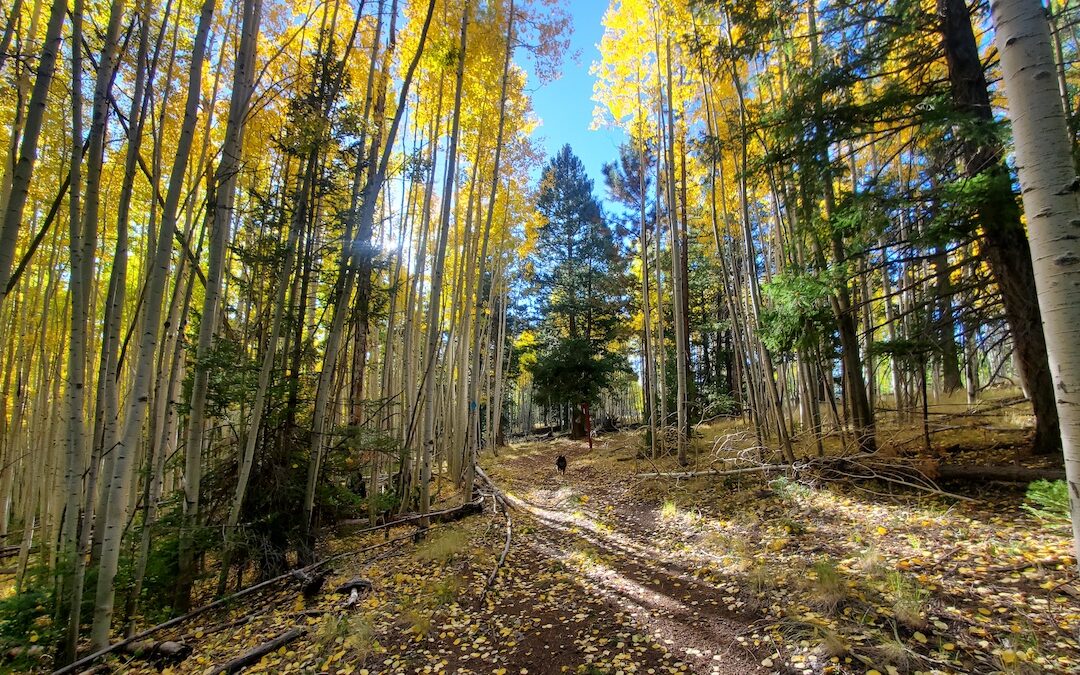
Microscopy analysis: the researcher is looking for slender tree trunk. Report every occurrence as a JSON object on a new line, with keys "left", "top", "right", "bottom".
{"left": 988, "top": 0, "right": 1080, "bottom": 568}
{"left": 940, "top": 0, "right": 1060, "bottom": 453}
{"left": 420, "top": 0, "right": 469, "bottom": 527}
{"left": 0, "top": 0, "right": 65, "bottom": 309}
{"left": 90, "top": 0, "right": 216, "bottom": 648}
{"left": 179, "top": 0, "right": 261, "bottom": 608}
{"left": 661, "top": 37, "right": 689, "bottom": 466}
{"left": 58, "top": 0, "right": 86, "bottom": 651}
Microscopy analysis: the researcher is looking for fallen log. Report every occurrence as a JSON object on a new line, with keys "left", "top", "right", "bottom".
{"left": 5, "top": 645, "right": 45, "bottom": 660}
{"left": 123, "top": 639, "right": 191, "bottom": 664}
{"left": 637, "top": 457, "right": 977, "bottom": 502}
{"left": 475, "top": 464, "right": 513, "bottom": 607}
{"left": 53, "top": 531, "right": 419, "bottom": 675}
{"left": 210, "top": 627, "right": 305, "bottom": 674}
{"left": 180, "top": 611, "right": 259, "bottom": 643}
{"left": 635, "top": 464, "right": 789, "bottom": 479}
{"left": 935, "top": 464, "right": 1065, "bottom": 483}
{"left": 335, "top": 498, "right": 484, "bottom": 536}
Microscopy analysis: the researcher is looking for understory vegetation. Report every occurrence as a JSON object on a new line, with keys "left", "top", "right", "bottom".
{"left": 0, "top": 0, "right": 1079, "bottom": 671}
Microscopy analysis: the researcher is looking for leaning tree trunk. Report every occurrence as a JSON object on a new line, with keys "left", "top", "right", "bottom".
{"left": 988, "top": 0, "right": 1080, "bottom": 568}
{"left": 0, "top": 0, "right": 66, "bottom": 309}
{"left": 939, "top": 0, "right": 1061, "bottom": 454}
{"left": 89, "top": 0, "right": 216, "bottom": 649}
{"left": 180, "top": 0, "right": 262, "bottom": 609}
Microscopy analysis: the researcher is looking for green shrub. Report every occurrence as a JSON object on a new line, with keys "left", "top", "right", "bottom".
{"left": 770, "top": 476, "right": 811, "bottom": 500}
{"left": 0, "top": 584, "right": 56, "bottom": 655}
{"left": 1022, "top": 480, "right": 1070, "bottom": 524}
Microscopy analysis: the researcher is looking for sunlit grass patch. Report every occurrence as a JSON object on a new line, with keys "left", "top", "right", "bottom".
{"left": 567, "top": 543, "right": 604, "bottom": 570}
{"left": 857, "top": 545, "right": 886, "bottom": 578}
{"left": 417, "top": 529, "right": 469, "bottom": 563}
{"left": 748, "top": 562, "right": 779, "bottom": 594}
{"left": 399, "top": 607, "right": 433, "bottom": 637}
{"left": 660, "top": 498, "right": 678, "bottom": 520}
{"left": 316, "top": 613, "right": 375, "bottom": 661}
{"left": 427, "top": 575, "right": 462, "bottom": 606}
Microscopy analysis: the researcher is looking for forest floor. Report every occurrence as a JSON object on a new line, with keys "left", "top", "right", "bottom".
{"left": 57, "top": 399, "right": 1080, "bottom": 675}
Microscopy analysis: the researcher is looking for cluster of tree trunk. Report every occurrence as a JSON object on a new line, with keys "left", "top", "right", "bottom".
{"left": 587, "top": 0, "right": 1079, "bottom": 470}
{"left": 0, "top": 0, "right": 558, "bottom": 663}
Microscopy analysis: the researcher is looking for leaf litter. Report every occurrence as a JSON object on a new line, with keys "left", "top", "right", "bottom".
{"left": 99, "top": 429, "right": 1077, "bottom": 675}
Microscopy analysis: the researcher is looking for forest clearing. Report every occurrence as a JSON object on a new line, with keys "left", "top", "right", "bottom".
{"left": 1, "top": 0, "right": 1080, "bottom": 672}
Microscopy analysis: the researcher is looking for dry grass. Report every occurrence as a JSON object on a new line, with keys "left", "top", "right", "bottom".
{"left": 416, "top": 529, "right": 469, "bottom": 563}
{"left": 808, "top": 558, "right": 847, "bottom": 613}
{"left": 887, "top": 572, "right": 929, "bottom": 631}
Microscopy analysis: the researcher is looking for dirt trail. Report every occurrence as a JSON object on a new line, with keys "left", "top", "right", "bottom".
{"left": 485, "top": 438, "right": 768, "bottom": 675}
{"left": 75, "top": 437, "right": 772, "bottom": 675}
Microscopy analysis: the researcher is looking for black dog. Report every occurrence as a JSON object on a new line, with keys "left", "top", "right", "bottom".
{"left": 556, "top": 455, "right": 567, "bottom": 475}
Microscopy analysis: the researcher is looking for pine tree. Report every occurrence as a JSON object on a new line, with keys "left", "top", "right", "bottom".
{"left": 529, "top": 145, "right": 631, "bottom": 439}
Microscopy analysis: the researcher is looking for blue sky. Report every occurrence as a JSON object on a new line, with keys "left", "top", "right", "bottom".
{"left": 523, "top": 2, "right": 627, "bottom": 200}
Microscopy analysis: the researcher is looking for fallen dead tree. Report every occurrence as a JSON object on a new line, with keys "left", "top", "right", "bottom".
{"left": 209, "top": 627, "right": 306, "bottom": 674}
{"left": 935, "top": 464, "right": 1066, "bottom": 483}
{"left": 334, "top": 497, "right": 484, "bottom": 536}
{"left": 475, "top": 465, "right": 512, "bottom": 606}
{"left": 53, "top": 531, "right": 420, "bottom": 675}
{"left": 636, "top": 454, "right": 977, "bottom": 502}
{"left": 122, "top": 639, "right": 191, "bottom": 665}
{"left": 636, "top": 464, "right": 790, "bottom": 480}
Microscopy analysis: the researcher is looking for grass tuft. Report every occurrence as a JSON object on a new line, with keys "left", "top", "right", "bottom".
{"left": 660, "top": 498, "right": 678, "bottom": 520}
{"left": 809, "top": 558, "right": 846, "bottom": 612}
{"left": 887, "top": 571, "right": 929, "bottom": 631}
{"left": 875, "top": 636, "right": 917, "bottom": 671}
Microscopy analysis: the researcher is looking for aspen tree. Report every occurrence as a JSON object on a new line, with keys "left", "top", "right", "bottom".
{"left": 90, "top": 0, "right": 216, "bottom": 647}
{"left": 989, "top": 0, "right": 1080, "bottom": 567}
{"left": 183, "top": 0, "right": 262, "bottom": 605}
{"left": 0, "top": 0, "right": 65, "bottom": 309}
{"left": 420, "top": 0, "right": 470, "bottom": 526}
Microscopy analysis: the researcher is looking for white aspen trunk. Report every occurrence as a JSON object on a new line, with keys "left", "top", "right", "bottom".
{"left": 989, "top": 0, "right": 1080, "bottom": 564}
{"left": 182, "top": 0, "right": 261, "bottom": 605}
{"left": 653, "top": 123, "right": 668, "bottom": 454}
{"left": 490, "top": 275, "right": 509, "bottom": 453}
{"left": 305, "top": 0, "right": 435, "bottom": 531}
{"left": 637, "top": 123, "right": 657, "bottom": 459}
{"left": 61, "top": 0, "right": 128, "bottom": 655}
{"left": 0, "top": 0, "right": 65, "bottom": 308}
{"left": 60, "top": 0, "right": 86, "bottom": 584}
{"left": 90, "top": 0, "right": 216, "bottom": 648}
{"left": 420, "top": 0, "right": 469, "bottom": 526}
{"left": 662, "top": 37, "right": 689, "bottom": 466}
{"left": 466, "top": 0, "right": 515, "bottom": 483}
